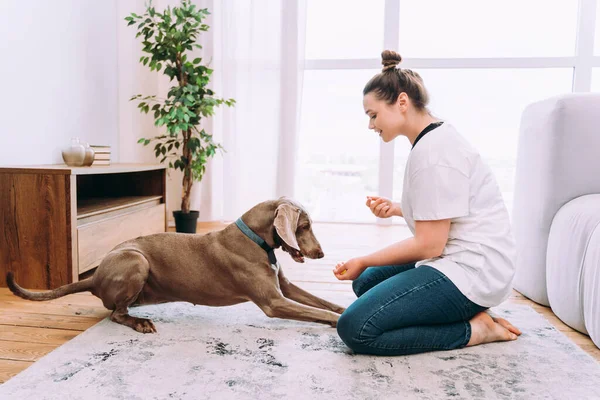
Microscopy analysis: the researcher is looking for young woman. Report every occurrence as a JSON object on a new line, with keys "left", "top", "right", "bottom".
{"left": 333, "top": 50, "right": 521, "bottom": 356}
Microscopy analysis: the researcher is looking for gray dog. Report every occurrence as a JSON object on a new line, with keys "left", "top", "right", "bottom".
{"left": 7, "top": 197, "right": 346, "bottom": 333}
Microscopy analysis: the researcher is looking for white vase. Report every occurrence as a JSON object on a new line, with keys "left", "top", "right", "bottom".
{"left": 61, "top": 138, "right": 86, "bottom": 167}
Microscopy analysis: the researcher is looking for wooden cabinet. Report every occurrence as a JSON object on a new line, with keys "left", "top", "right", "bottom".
{"left": 0, "top": 164, "right": 167, "bottom": 289}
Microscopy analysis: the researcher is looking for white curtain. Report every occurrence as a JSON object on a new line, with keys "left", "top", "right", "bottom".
{"left": 194, "top": 0, "right": 307, "bottom": 221}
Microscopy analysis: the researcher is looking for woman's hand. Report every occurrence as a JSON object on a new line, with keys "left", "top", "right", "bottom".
{"left": 333, "top": 258, "right": 366, "bottom": 281}
{"left": 366, "top": 196, "right": 402, "bottom": 218}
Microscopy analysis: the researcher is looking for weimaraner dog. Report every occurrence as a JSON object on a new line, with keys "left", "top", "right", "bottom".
{"left": 7, "top": 197, "right": 345, "bottom": 333}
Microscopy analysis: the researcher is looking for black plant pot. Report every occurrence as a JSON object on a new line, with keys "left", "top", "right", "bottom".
{"left": 173, "top": 210, "right": 200, "bottom": 233}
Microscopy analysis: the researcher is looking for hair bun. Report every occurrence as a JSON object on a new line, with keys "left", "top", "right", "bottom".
{"left": 381, "top": 50, "right": 402, "bottom": 72}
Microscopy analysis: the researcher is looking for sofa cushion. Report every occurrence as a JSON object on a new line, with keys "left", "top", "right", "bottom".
{"left": 547, "top": 195, "right": 600, "bottom": 334}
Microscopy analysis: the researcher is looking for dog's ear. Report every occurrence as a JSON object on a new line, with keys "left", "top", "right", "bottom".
{"left": 274, "top": 203, "right": 300, "bottom": 251}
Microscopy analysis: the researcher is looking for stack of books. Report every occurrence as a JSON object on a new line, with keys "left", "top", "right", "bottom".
{"left": 90, "top": 145, "right": 111, "bottom": 166}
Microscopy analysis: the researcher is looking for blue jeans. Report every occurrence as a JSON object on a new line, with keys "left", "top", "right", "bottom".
{"left": 337, "top": 263, "right": 488, "bottom": 356}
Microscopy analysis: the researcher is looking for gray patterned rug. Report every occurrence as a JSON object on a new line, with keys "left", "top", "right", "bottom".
{"left": 1, "top": 295, "right": 600, "bottom": 400}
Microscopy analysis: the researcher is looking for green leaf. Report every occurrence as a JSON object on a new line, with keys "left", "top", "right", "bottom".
{"left": 193, "top": 58, "right": 201, "bottom": 64}
{"left": 137, "top": 138, "right": 146, "bottom": 144}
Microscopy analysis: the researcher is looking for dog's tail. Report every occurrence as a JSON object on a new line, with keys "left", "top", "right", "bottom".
{"left": 6, "top": 271, "right": 94, "bottom": 301}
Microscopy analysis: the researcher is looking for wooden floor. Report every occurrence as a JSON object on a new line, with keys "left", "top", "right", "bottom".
{"left": 1, "top": 222, "right": 598, "bottom": 384}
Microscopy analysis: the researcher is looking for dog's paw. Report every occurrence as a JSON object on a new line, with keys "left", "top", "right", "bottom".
{"left": 134, "top": 318, "right": 157, "bottom": 334}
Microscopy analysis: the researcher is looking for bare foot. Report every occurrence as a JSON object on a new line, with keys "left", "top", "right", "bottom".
{"left": 491, "top": 316, "right": 522, "bottom": 336}
{"left": 467, "top": 312, "right": 518, "bottom": 347}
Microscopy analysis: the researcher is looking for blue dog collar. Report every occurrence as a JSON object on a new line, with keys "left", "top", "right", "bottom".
{"left": 235, "top": 218, "right": 278, "bottom": 265}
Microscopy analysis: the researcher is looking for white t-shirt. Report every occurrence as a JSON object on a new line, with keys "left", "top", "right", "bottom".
{"left": 401, "top": 122, "right": 516, "bottom": 307}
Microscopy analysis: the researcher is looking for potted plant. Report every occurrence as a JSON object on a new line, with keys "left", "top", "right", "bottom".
{"left": 126, "top": 0, "right": 234, "bottom": 233}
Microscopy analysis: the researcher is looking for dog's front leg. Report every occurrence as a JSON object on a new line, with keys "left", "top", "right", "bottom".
{"left": 252, "top": 293, "right": 340, "bottom": 327}
{"left": 278, "top": 269, "right": 346, "bottom": 314}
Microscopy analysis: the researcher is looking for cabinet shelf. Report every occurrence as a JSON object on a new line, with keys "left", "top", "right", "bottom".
{"left": 77, "top": 195, "right": 163, "bottom": 220}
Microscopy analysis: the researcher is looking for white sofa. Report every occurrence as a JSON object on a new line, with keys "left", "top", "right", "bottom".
{"left": 512, "top": 93, "right": 600, "bottom": 348}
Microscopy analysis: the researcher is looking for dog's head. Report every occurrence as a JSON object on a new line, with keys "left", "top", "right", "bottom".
{"left": 273, "top": 197, "right": 324, "bottom": 263}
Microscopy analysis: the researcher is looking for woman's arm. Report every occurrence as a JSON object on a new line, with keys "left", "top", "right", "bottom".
{"left": 333, "top": 219, "right": 451, "bottom": 280}
{"left": 392, "top": 201, "right": 403, "bottom": 217}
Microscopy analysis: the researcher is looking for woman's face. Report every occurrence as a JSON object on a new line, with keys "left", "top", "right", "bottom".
{"left": 362, "top": 92, "right": 407, "bottom": 143}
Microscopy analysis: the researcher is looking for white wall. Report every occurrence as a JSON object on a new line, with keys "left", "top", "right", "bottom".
{"left": 0, "top": 1, "right": 119, "bottom": 164}
{"left": 116, "top": 0, "right": 160, "bottom": 166}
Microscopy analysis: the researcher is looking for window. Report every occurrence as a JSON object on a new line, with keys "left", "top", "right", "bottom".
{"left": 296, "top": 70, "right": 380, "bottom": 222}
{"left": 298, "top": 0, "right": 598, "bottom": 223}
{"left": 305, "top": 0, "right": 385, "bottom": 60}
{"left": 399, "top": 0, "right": 577, "bottom": 58}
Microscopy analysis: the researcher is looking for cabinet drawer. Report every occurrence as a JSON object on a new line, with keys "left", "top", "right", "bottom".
{"left": 78, "top": 203, "right": 165, "bottom": 273}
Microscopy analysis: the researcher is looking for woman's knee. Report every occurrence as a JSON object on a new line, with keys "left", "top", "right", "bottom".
{"left": 337, "top": 308, "right": 368, "bottom": 350}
